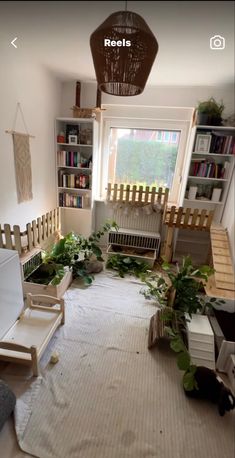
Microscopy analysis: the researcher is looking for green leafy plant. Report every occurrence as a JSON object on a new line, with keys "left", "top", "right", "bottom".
{"left": 106, "top": 254, "right": 150, "bottom": 279}
{"left": 197, "top": 97, "right": 224, "bottom": 116}
{"left": 141, "top": 256, "right": 225, "bottom": 391}
{"left": 44, "top": 221, "right": 118, "bottom": 285}
{"left": 166, "top": 326, "right": 198, "bottom": 391}
{"left": 141, "top": 256, "right": 223, "bottom": 317}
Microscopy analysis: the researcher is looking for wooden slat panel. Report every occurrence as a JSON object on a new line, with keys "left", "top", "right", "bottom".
{"left": 57, "top": 207, "right": 61, "bottom": 231}
{"left": 216, "top": 281, "right": 235, "bottom": 291}
{"left": 51, "top": 210, "right": 55, "bottom": 234}
{"left": 32, "top": 220, "right": 38, "bottom": 246}
{"left": 150, "top": 187, "right": 156, "bottom": 205}
{"left": 49, "top": 211, "right": 53, "bottom": 235}
{"left": 205, "top": 275, "right": 234, "bottom": 300}
{"left": 113, "top": 184, "right": 118, "bottom": 202}
{"left": 119, "top": 184, "right": 124, "bottom": 202}
{"left": 26, "top": 223, "right": 33, "bottom": 251}
{"left": 157, "top": 187, "right": 162, "bottom": 204}
{"left": 46, "top": 213, "right": 50, "bottom": 237}
{"left": 190, "top": 208, "right": 199, "bottom": 230}
{"left": 212, "top": 247, "right": 231, "bottom": 256}
{"left": 37, "top": 217, "right": 42, "bottom": 244}
{"left": 214, "top": 272, "right": 234, "bottom": 283}
{"left": 212, "top": 240, "right": 228, "bottom": 249}
{"left": 206, "top": 211, "right": 214, "bottom": 229}
{"left": 42, "top": 215, "right": 46, "bottom": 240}
{"left": 138, "top": 185, "right": 143, "bottom": 203}
{"left": 145, "top": 186, "right": 150, "bottom": 203}
{"left": 198, "top": 209, "right": 207, "bottom": 229}
{"left": 214, "top": 263, "right": 234, "bottom": 274}
{"left": 183, "top": 208, "right": 191, "bottom": 228}
{"left": 4, "top": 224, "right": 13, "bottom": 249}
{"left": 168, "top": 206, "right": 176, "bottom": 226}
{"left": 213, "top": 255, "right": 233, "bottom": 264}
{"left": 13, "top": 225, "right": 22, "bottom": 254}
{"left": 163, "top": 188, "right": 169, "bottom": 207}
{"left": 125, "top": 184, "right": 130, "bottom": 203}
{"left": 211, "top": 233, "right": 228, "bottom": 241}
{"left": 107, "top": 183, "right": 112, "bottom": 201}
{"left": 0, "top": 225, "right": 3, "bottom": 248}
{"left": 54, "top": 209, "right": 58, "bottom": 234}
{"left": 175, "top": 207, "right": 184, "bottom": 227}
{"left": 132, "top": 185, "right": 137, "bottom": 203}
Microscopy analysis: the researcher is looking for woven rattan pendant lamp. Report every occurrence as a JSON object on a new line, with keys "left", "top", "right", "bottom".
{"left": 90, "top": 3, "right": 158, "bottom": 96}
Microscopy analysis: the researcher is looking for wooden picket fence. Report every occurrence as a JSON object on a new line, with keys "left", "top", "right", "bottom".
{"left": 0, "top": 208, "right": 61, "bottom": 256}
{"left": 162, "top": 206, "right": 214, "bottom": 262}
{"left": 107, "top": 183, "right": 169, "bottom": 208}
{"left": 164, "top": 206, "right": 214, "bottom": 230}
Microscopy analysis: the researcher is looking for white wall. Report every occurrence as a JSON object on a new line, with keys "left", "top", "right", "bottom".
{"left": 61, "top": 81, "right": 235, "bottom": 118}
{"left": 0, "top": 55, "right": 61, "bottom": 230}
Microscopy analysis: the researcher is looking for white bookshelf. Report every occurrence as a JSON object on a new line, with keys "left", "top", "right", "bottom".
{"left": 180, "top": 125, "right": 235, "bottom": 222}
{"left": 55, "top": 117, "right": 98, "bottom": 237}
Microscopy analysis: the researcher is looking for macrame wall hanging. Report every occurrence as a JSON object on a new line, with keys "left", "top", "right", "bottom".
{"left": 5, "top": 103, "right": 35, "bottom": 203}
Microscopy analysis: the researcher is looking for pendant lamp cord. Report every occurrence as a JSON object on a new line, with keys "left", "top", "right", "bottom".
{"left": 125, "top": 1, "right": 127, "bottom": 11}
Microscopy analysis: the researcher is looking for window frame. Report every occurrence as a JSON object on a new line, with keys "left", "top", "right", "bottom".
{"left": 100, "top": 114, "right": 192, "bottom": 205}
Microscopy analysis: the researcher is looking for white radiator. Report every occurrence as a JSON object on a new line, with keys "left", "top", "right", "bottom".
{"left": 112, "top": 208, "right": 161, "bottom": 233}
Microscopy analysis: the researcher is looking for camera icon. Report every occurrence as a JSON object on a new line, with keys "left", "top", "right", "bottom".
{"left": 210, "top": 35, "right": 225, "bottom": 50}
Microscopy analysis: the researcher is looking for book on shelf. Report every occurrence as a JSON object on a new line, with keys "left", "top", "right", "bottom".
{"left": 59, "top": 192, "right": 83, "bottom": 209}
{"left": 58, "top": 171, "right": 90, "bottom": 189}
{"left": 57, "top": 150, "right": 89, "bottom": 167}
{"left": 190, "top": 160, "right": 225, "bottom": 178}
{"left": 209, "top": 132, "right": 235, "bottom": 155}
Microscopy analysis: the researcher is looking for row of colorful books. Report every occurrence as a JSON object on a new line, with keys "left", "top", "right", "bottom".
{"left": 194, "top": 131, "right": 235, "bottom": 155}
{"left": 58, "top": 171, "right": 90, "bottom": 189}
{"left": 190, "top": 160, "right": 229, "bottom": 179}
{"left": 59, "top": 192, "right": 83, "bottom": 209}
{"left": 57, "top": 150, "right": 91, "bottom": 168}
{"left": 210, "top": 133, "right": 235, "bottom": 155}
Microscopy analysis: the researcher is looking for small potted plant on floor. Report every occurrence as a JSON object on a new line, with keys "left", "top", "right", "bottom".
{"left": 196, "top": 97, "right": 224, "bottom": 126}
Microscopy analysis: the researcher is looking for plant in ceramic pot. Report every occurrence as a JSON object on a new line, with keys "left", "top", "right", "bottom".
{"left": 196, "top": 97, "right": 224, "bottom": 126}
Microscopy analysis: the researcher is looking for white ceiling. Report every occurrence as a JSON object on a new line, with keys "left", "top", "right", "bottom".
{"left": 0, "top": 1, "right": 234, "bottom": 87}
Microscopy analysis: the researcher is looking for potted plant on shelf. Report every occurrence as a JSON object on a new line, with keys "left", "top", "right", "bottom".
{"left": 196, "top": 97, "right": 224, "bottom": 126}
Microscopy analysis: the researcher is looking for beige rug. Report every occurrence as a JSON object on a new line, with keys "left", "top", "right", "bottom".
{"left": 1, "top": 271, "right": 235, "bottom": 458}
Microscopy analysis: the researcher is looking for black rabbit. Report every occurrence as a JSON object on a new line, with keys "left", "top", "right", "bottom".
{"left": 184, "top": 366, "right": 235, "bottom": 416}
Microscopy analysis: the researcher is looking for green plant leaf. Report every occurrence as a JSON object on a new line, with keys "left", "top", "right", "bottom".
{"left": 177, "top": 351, "right": 191, "bottom": 371}
{"left": 183, "top": 371, "right": 196, "bottom": 391}
{"left": 170, "top": 339, "right": 185, "bottom": 353}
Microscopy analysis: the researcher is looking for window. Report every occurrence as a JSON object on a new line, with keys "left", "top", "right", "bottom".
{"left": 107, "top": 127, "right": 181, "bottom": 191}
{"left": 100, "top": 105, "right": 193, "bottom": 205}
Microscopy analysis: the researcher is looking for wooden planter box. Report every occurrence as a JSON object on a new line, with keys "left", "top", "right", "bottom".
{"left": 23, "top": 269, "right": 72, "bottom": 299}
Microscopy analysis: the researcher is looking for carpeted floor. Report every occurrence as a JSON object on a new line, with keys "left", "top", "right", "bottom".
{"left": 0, "top": 270, "right": 234, "bottom": 458}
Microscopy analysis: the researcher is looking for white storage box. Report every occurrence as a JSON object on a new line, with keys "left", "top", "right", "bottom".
{"left": 186, "top": 313, "right": 215, "bottom": 369}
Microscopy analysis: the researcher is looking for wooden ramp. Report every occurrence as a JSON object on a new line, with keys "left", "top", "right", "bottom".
{"left": 205, "top": 225, "right": 235, "bottom": 300}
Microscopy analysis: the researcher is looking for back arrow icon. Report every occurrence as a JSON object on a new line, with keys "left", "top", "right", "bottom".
{"left": 11, "top": 37, "right": 18, "bottom": 48}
